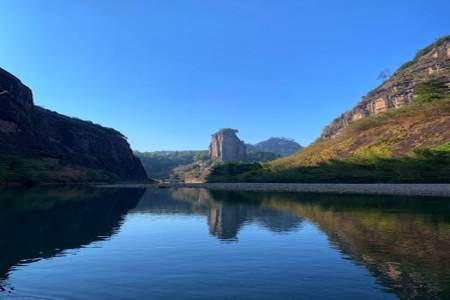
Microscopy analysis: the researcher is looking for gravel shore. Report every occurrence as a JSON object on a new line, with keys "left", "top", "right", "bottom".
{"left": 182, "top": 183, "right": 450, "bottom": 197}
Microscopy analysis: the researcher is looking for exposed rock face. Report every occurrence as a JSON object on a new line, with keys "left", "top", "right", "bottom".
{"left": 253, "top": 137, "right": 303, "bottom": 156}
{"left": 209, "top": 128, "right": 247, "bottom": 162}
{"left": 0, "top": 67, "right": 147, "bottom": 181}
{"left": 138, "top": 135, "right": 302, "bottom": 182}
{"left": 322, "top": 36, "right": 450, "bottom": 139}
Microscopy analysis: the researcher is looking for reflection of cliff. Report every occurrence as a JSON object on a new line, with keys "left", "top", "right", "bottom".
{"left": 129, "top": 188, "right": 450, "bottom": 298}
{"left": 304, "top": 207, "right": 449, "bottom": 299}
{"left": 0, "top": 187, "right": 145, "bottom": 285}
{"left": 206, "top": 194, "right": 303, "bottom": 240}
{"left": 207, "top": 201, "right": 247, "bottom": 240}
{"left": 132, "top": 188, "right": 303, "bottom": 240}
{"left": 246, "top": 192, "right": 450, "bottom": 300}
{"left": 175, "top": 189, "right": 303, "bottom": 240}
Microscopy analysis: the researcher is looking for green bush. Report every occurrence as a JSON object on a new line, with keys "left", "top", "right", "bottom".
{"left": 397, "top": 35, "right": 450, "bottom": 72}
{"left": 414, "top": 77, "right": 449, "bottom": 104}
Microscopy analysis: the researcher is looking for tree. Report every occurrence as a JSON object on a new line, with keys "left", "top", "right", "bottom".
{"left": 377, "top": 69, "right": 391, "bottom": 81}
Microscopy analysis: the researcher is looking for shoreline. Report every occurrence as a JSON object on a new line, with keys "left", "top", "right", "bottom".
{"left": 97, "top": 182, "right": 450, "bottom": 197}
{"left": 186, "top": 183, "right": 450, "bottom": 197}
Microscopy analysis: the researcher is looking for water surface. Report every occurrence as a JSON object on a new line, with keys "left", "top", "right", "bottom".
{"left": 0, "top": 187, "right": 449, "bottom": 299}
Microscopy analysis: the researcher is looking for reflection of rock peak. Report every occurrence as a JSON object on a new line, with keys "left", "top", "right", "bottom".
{"left": 132, "top": 188, "right": 303, "bottom": 240}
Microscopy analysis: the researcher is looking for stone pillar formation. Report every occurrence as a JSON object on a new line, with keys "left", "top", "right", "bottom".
{"left": 209, "top": 128, "right": 247, "bottom": 162}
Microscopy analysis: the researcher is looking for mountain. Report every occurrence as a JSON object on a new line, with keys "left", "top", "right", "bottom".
{"left": 252, "top": 137, "right": 302, "bottom": 156}
{"left": 135, "top": 150, "right": 208, "bottom": 179}
{"left": 136, "top": 130, "right": 301, "bottom": 181}
{"left": 209, "top": 36, "right": 450, "bottom": 183}
{"left": 209, "top": 129, "right": 293, "bottom": 162}
{"left": 322, "top": 35, "right": 450, "bottom": 139}
{"left": 0, "top": 67, "right": 148, "bottom": 184}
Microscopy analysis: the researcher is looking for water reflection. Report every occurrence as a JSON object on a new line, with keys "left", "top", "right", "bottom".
{"left": 218, "top": 191, "right": 450, "bottom": 299}
{"left": 133, "top": 188, "right": 303, "bottom": 240}
{"left": 0, "top": 186, "right": 145, "bottom": 289}
{"left": 0, "top": 187, "right": 449, "bottom": 299}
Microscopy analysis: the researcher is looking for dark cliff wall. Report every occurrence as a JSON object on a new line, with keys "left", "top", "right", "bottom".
{"left": 322, "top": 36, "right": 450, "bottom": 139}
{"left": 0, "top": 67, "right": 147, "bottom": 181}
{"left": 209, "top": 128, "right": 247, "bottom": 162}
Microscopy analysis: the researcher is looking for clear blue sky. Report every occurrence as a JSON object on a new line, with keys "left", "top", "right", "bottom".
{"left": 1, "top": 0, "right": 449, "bottom": 151}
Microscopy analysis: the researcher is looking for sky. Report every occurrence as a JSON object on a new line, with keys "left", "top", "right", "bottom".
{"left": 1, "top": 0, "right": 449, "bottom": 151}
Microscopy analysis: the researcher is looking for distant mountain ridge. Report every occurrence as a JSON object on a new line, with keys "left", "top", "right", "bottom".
{"left": 135, "top": 150, "right": 209, "bottom": 179}
{"left": 208, "top": 129, "right": 302, "bottom": 162}
{"left": 136, "top": 133, "right": 302, "bottom": 180}
{"left": 252, "top": 137, "right": 303, "bottom": 157}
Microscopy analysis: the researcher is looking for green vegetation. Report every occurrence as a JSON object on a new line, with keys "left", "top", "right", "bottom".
{"left": 397, "top": 35, "right": 450, "bottom": 72}
{"left": 414, "top": 76, "right": 449, "bottom": 104}
{"left": 208, "top": 142, "right": 450, "bottom": 183}
{"left": 245, "top": 151, "right": 279, "bottom": 162}
{"left": 136, "top": 150, "right": 209, "bottom": 161}
{"left": 135, "top": 150, "right": 209, "bottom": 180}
{"left": 208, "top": 78, "right": 450, "bottom": 183}
{"left": 251, "top": 137, "right": 302, "bottom": 157}
{"left": 0, "top": 155, "right": 119, "bottom": 186}
{"left": 360, "top": 35, "right": 450, "bottom": 104}
{"left": 136, "top": 148, "right": 282, "bottom": 181}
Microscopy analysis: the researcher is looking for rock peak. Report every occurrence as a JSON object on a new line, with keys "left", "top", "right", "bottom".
{"left": 209, "top": 128, "right": 246, "bottom": 162}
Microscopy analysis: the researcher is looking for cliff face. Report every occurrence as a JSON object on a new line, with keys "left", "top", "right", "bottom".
{"left": 208, "top": 36, "right": 450, "bottom": 183}
{"left": 322, "top": 36, "right": 450, "bottom": 139}
{"left": 209, "top": 128, "right": 247, "bottom": 162}
{"left": 0, "top": 67, "right": 147, "bottom": 182}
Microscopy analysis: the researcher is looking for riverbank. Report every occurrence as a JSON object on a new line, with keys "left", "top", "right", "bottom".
{"left": 97, "top": 182, "right": 450, "bottom": 197}
{"left": 186, "top": 183, "right": 450, "bottom": 197}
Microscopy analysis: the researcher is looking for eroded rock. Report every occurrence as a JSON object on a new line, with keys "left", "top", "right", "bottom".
{"left": 322, "top": 36, "right": 450, "bottom": 139}
{"left": 209, "top": 128, "right": 247, "bottom": 162}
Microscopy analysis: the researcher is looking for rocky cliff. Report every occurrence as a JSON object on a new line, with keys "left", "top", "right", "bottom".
{"left": 0, "top": 67, "right": 147, "bottom": 182}
{"left": 322, "top": 36, "right": 450, "bottom": 139}
{"left": 209, "top": 128, "right": 247, "bottom": 162}
{"left": 208, "top": 36, "right": 450, "bottom": 183}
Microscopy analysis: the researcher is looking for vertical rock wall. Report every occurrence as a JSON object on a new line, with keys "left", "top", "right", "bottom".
{"left": 209, "top": 129, "right": 247, "bottom": 162}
